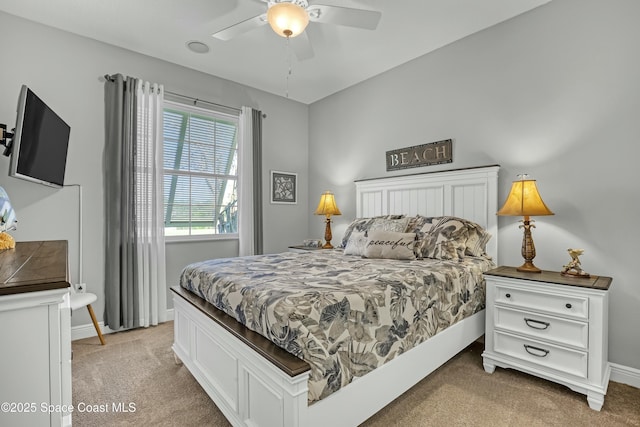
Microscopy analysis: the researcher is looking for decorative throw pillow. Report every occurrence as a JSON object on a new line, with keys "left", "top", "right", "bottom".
{"left": 428, "top": 216, "right": 491, "bottom": 257}
{"left": 363, "top": 230, "right": 416, "bottom": 260}
{"left": 340, "top": 218, "right": 374, "bottom": 248}
{"left": 416, "top": 217, "right": 469, "bottom": 260}
{"left": 408, "top": 216, "right": 437, "bottom": 259}
{"left": 462, "top": 220, "right": 492, "bottom": 257}
{"left": 340, "top": 218, "right": 373, "bottom": 248}
{"left": 368, "top": 217, "right": 410, "bottom": 234}
{"left": 404, "top": 215, "right": 428, "bottom": 233}
{"left": 339, "top": 215, "right": 405, "bottom": 248}
{"left": 343, "top": 231, "right": 368, "bottom": 256}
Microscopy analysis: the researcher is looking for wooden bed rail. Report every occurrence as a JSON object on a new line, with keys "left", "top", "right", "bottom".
{"left": 171, "top": 286, "right": 310, "bottom": 377}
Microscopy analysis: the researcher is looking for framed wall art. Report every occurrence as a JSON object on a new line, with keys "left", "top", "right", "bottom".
{"left": 270, "top": 170, "right": 297, "bottom": 204}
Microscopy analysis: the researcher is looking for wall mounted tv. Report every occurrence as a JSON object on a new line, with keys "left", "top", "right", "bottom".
{"left": 8, "top": 85, "right": 71, "bottom": 188}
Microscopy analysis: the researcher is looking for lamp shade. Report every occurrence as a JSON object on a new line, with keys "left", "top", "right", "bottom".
{"left": 267, "top": 2, "right": 309, "bottom": 38}
{"left": 497, "top": 179, "right": 553, "bottom": 217}
{"left": 314, "top": 191, "right": 341, "bottom": 216}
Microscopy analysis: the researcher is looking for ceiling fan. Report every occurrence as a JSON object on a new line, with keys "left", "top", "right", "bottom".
{"left": 212, "top": 0, "right": 382, "bottom": 60}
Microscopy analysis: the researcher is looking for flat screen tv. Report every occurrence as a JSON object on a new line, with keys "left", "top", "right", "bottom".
{"left": 8, "top": 85, "right": 71, "bottom": 188}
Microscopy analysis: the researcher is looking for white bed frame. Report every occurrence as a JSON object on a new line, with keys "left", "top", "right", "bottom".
{"left": 172, "top": 165, "right": 499, "bottom": 427}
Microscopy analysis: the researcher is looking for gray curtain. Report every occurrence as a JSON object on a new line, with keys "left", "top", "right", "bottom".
{"left": 252, "top": 110, "right": 263, "bottom": 255}
{"left": 103, "top": 74, "right": 139, "bottom": 330}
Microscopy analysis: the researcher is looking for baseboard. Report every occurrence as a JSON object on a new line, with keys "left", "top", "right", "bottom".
{"left": 71, "top": 308, "right": 174, "bottom": 341}
{"left": 610, "top": 363, "right": 640, "bottom": 389}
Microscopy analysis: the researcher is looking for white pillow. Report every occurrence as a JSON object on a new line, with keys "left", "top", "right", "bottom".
{"left": 344, "top": 231, "right": 368, "bottom": 256}
{"left": 363, "top": 230, "right": 416, "bottom": 260}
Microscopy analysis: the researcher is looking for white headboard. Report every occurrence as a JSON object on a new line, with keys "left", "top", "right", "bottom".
{"left": 355, "top": 165, "right": 500, "bottom": 261}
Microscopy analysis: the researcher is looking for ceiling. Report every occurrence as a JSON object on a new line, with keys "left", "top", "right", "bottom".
{"left": 0, "top": 0, "right": 551, "bottom": 104}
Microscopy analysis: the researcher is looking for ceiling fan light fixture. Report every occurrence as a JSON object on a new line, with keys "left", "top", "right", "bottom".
{"left": 267, "top": 2, "right": 309, "bottom": 38}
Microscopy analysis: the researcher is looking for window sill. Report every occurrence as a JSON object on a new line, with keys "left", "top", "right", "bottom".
{"left": 165, "top": 234, "right": 239, "bottom": 244}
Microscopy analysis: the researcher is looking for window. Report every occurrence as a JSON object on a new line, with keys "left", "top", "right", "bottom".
{"left": 163, "top": 101, "right": 239, "bottom": 239}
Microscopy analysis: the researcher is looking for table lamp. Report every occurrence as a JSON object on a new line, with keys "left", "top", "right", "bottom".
{"left": 314, "top": 191, "right": 341, "bottom": 249}
{"left": 497, "top": 175, "right": 553, "bottom": 273}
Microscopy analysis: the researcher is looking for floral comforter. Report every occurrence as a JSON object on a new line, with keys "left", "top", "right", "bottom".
{"left": 180, "top": 250, "right": 495, "bottom": 403}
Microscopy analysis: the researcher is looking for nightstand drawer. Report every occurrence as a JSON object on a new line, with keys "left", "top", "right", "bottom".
{"left": 494, "top": 285, "right": 588, "bottom": 320}
{"left": 494, "top": 306, "right": 588, "bottom": 350}
{"left": 494, "top": 331, "right": 588, "bottom": 378}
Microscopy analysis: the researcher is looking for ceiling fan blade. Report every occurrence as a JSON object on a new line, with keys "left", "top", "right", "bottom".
{"left": 212, "top": 13, "right": 267, "bottom": 41}
{"left": 290, "top": 31, "right": 314, "bottom": 61}
{"left": 307, "top": 5, "right": 381, "bottom": 30}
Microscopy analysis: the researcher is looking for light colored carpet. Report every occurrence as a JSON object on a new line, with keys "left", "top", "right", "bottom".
{"left": 72, "top": 322, "right": 640, "bottom": 426}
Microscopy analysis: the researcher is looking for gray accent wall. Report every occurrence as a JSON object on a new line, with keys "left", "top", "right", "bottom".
{"left": 308, "top": 0, "right": 640, "bottom": 370}
{"left": 0, "top": 11, "right": 309, "bottom": 324}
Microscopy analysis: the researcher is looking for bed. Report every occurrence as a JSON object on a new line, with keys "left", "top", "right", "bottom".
{"left": 172, "top": 165, "right": 499, "bottom": 427}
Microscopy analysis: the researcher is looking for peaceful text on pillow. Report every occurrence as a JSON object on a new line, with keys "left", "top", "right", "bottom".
{"left": 363, "top": 230, "right": 416, "bottom": 260}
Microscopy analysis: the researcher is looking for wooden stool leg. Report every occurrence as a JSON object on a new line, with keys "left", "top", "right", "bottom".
{"left": 87, "top": 304, "right": 105, "bottom": 345}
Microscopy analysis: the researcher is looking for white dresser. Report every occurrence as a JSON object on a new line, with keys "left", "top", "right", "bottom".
{"left": 482, "top": 266, "right": 612, "bottom": 411}
{"left": 0, "top": 241, "right": 72, "bottom": 426}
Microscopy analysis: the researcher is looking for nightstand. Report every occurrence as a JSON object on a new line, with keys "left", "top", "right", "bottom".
{"left": 482, "top": 266, "right": 612, "bottom": 411}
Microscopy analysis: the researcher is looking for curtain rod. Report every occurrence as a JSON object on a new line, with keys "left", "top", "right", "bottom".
{"left": 165, "top": 90, "right": 242, "bottom": 114}
{"left": 102, "top": 74, "right": 265, "bottom": 118}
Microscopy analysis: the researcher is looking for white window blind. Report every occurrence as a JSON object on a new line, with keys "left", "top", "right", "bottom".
{"left": 163, "top": 101, "right": 239, "bottom": 239}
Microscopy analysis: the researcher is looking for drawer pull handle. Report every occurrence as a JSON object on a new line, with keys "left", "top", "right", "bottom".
{"left": 565, "top": 303, "right": 572, "bottom": 309}
{"left": 524, "top": 344, "right": 550, "bottom": 357}
{"left": 505, "top": 293, "right": 511, "bottom": 298}
{"left": 524, "top": 318, "right": 550, "bottom": 330}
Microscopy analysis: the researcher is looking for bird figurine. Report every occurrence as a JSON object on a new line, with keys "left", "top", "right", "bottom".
{"left": 561, "top": 248, "right": 590, "bottom": 278}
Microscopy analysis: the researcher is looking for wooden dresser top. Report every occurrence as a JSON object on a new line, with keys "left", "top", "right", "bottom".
{"left": 0, "top": 240, "right": 70, "bottom": 296}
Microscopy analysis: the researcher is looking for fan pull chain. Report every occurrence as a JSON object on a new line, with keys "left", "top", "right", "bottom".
{"left": 285, "top": 35, "right": 292, "bottom": 99}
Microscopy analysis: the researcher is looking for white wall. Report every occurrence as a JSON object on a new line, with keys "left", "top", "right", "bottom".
{"left": 308, "top": 0, "right": 640, "bottom": 369}
{"left": 0, "top": 11, "right": 309, "bottom": 323}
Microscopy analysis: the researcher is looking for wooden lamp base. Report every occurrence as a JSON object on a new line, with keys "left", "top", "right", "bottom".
{"left": 322, "top": 216, "right": 334, "bottom": 249}
{"left": 517, "top": 217, "right": 542, "bottom": 273}
{"left": 516, "top": 261, "right": 542, "bottom": 273}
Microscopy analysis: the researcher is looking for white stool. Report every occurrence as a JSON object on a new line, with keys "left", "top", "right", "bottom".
{"left": 69, "top": 291, "right": 105, "bottom": 345}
